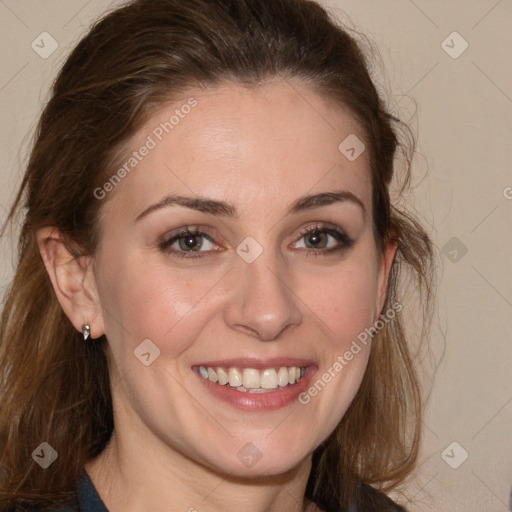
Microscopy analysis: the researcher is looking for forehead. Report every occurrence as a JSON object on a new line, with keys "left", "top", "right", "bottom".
{"left": 101, "top": 79, "right": 372, "bottom": 220}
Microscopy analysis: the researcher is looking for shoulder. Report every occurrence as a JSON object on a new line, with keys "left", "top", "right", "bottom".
{"left": 2, "top": 502, "right": 78, "bottom": 512}
{"left": 356, "top": 483, "right": 407, "bottom": 511}
{"left": 0, "top": 506, "right": 75, "bottom": 512}
{"left": 2, "top": 470, "right": 107, "bottom": 512}
{"left": 316, "top": 482, "right": 406, "bottom": 512}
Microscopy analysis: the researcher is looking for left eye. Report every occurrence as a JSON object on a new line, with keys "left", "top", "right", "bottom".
{"left": 291, "top": 226, "right": 354, "bottom": 253}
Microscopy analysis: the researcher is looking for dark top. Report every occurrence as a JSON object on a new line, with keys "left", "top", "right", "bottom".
{"left": 19, "top": 470, "right": 404, "bottom": 511}
{"left": 41, "top": 471, "right": 108, "bottom": 512}
{"left": 75, "top": 471, "right": 109, "bottom": 512}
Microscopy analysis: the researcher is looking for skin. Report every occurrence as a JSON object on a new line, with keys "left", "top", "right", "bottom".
{"left": 37, "top": 78, "right": 397, "bottom": 512}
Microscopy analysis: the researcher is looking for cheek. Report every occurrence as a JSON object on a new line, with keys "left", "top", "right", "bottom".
{"left": 302, "top": 260, "right": 378, "bottom": 349}
{"left": 96, "top": 251, "right": 222, "bottom": 358}
{"left": 293, "top": 261, "right": 378, "bottom": 437}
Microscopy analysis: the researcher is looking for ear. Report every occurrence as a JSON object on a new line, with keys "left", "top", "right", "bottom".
{"left": 374, "top": 236, "right": 398, "bottom": 322}
{"left": 36, "top": 226, "right": 105, "bottom": 339}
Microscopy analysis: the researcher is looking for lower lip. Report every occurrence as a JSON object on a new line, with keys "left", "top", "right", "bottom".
{"left": 194, "top": 367, "right": 317, "bottom": 411}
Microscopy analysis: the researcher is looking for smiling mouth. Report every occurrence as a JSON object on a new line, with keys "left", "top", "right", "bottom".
{"left": 196, "top": 365, "right": 307, "bottom": 393}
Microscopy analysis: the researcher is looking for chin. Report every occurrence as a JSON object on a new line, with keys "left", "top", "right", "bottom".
{"left": 197, "top": 440, "right": 313, "bottom": 479}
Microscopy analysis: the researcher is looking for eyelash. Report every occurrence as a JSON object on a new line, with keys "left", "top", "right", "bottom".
{"left": 158, "top": 223, "right": 355, "bottom": 260}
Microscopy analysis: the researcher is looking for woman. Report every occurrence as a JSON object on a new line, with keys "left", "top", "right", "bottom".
{"left": 0, "top": 0, "right": 435, "bottom": 511}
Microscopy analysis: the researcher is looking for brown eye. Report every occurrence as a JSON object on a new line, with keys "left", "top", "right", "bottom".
{"left": 159, "top": 228, "right": 218, "bottom": 259}
{"left": 292, "top": 224, "right": 355, "bottom": 255}
{"left": 178, "top": 234, "right": 205, "bottom": 251}
{"left": 304, "top": 229, "right": 329, "bottom": 249}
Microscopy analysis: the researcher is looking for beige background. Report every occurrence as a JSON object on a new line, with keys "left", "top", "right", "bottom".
{"left": 0, "top": 1, "right": 511, "bottom": 510}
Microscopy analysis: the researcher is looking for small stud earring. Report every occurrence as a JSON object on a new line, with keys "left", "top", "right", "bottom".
{"left": 82, "top": 324, "right": 91, "bottom": 341}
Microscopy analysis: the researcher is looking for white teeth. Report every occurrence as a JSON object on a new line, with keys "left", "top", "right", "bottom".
{"left": 228, "top": 368, "right": 242, "bottom": 387}
{"left": 199, "top": 365, "right": 306, "bottom": 391}
{"left": 217, "top": 367, "right": 229, "bottom": 385}
{"left": 207, "top": 367, "right": 218, "bottom": 383}
{"left": 277, "top": 367, "right": 289, "bottom": 387}
{"left": 260, "top": 369, "right": 278, "bottom": 389}
{"left": 243, "top": 368, "right": 260, "bottom": 389}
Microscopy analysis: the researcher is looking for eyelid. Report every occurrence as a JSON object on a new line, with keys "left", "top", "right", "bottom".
{"left": 158, "top": 225, "right": 215, "bottom": 246}
{"left": 158, "top": 225, "right": 221, "bottom": 257}
{"left": 296, "top": 221, "right": 349, "bottom": 238}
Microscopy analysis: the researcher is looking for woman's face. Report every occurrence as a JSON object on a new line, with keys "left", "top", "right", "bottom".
{"left": 90, "top": 79, "right": 395, "bottom": 477}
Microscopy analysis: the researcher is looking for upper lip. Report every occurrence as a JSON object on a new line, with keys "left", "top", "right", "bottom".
{"left": 192, "top": 357, "right": 316, "bottom": 369}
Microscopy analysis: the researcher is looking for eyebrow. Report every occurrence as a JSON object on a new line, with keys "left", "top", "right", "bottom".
{"left": 135, "top": 189, "right": 366, "bottom": 222}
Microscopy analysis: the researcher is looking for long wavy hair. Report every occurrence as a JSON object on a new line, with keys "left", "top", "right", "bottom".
{"left": 0, "top": 0, "right": 435, "bottom": 510}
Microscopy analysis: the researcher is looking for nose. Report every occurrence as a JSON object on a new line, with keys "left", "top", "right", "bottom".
{"left": 223, "top": 252, "right": 303, "bottom": 341}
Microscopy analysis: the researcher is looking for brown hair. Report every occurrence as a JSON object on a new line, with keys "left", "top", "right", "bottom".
{"left": 0, "top": 0, "right": 435, "bottom": 510}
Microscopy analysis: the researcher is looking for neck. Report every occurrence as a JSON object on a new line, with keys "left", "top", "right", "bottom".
{"left": 84, "top": 432, "right": 321, "bottom": 512}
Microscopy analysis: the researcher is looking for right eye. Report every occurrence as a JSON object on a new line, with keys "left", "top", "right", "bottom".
{"left": 159, "top": 226, "right": 221, "bottom": 259}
